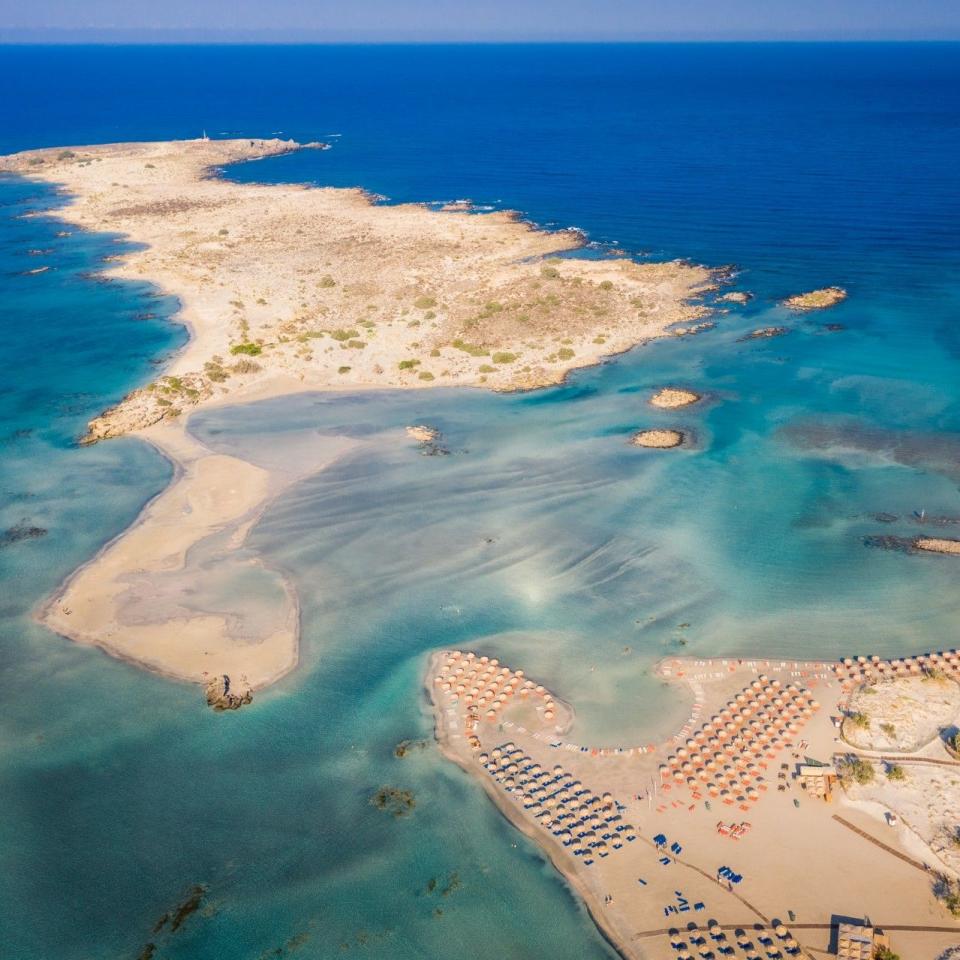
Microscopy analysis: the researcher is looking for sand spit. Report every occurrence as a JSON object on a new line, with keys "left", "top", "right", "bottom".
{"left": 649, "top": 387, "right": 701, "bottom": 409}
{"left": 630, "top": 429, "right": 685, "bottom": 448}
{"left": 1, "top": 138, "right": 716, "bottom": 443}
{"left": 916, "top": 537, "right": 960, "bottom": 556}
{"left": 39, "top": 421, "right": 358, "bottom": 695}
{"left": 782, "top": 287, "right": 847, "bottom": 311}
{"left": 428, "top": 648, "right": 960, "bottom": 960}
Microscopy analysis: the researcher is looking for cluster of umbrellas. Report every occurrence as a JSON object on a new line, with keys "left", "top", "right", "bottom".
{"left": 658, "top": 678, "right": 819, "bottom": 807}
{"left": 669, "top": 919, "right": 801, "bottom": 959}
{"left": 837, "top": 649, "right": 960, "bottom": 688}
{"left": 434, "top": 650, "right": 558, "bottom": 749}
{"left": 478, "top": 743, "right": 637, "bottom": 863}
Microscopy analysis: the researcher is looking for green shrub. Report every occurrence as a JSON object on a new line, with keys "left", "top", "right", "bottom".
{"left": 880, "top": 722, "right": 896, "bottom": 737}
{"left": 414, "top": 296, "right": 437, "bottom": 310}
{"left": 599, "top": 280, "right": 613, "bottom": 290}
{"left": 230, "top": 342, "right": 262, "bottom": 356}
{"left": 218, "top": 228, "right": 229, "bottom": 236}
{"left": 886, "top": 764, "right": 905, "bottom": 781}
{"left": 850, "top": 712, "right": 870, "bottom": 730}
{"left": 541, "top": 265, "right": 560, "bottom": 279}
{"left": 451, "top": 339, "right": 488, "bottom": 357}
{"left": 429, "top": 348, "right": 441, "bottom": 357}
{"left": 329, "top": 328, "right": 359, "bottom": 341}
{"left": 398, "top": 359, "right": 421, "bottom": 370}
{"left": 492, "top": 352, "right": 517, "bottom": 364}
{"left": 57, "top": 150, "right": 76, "bottom": 161}
{"left": 319, "top": 275, "right": 337, "bottom": 288}
{"left": 557, "top": 347, "right": 575, "bottom": 361}
{"left": 345, "top": 340, "right": 366, "bottom": 349}
{"left": 838, "top": 756, "right": 875, "bottom": 785}
{"left": 418, "top": 371, "right": 435, "bottom": 381}
{"left": 337, "top": 366, "right": 351, "bottom": 374}
{"left": 478, "top": 364, "right": 495, "bottom": 373}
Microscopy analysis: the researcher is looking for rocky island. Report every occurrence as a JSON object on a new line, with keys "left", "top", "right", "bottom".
{"left": 649, "top": 387, "right": 701, "bottom": 409}
{"left": 630, "top": 428, "right": 685, "bottom": 448}
{"left": 782, "top": 286, "right": 847, "bottom": 311}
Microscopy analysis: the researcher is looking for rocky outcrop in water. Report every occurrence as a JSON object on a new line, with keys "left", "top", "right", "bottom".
{"left": 205, "top": 674, "right": 253, "bottom": 711}
{"left": 739, "top": 326, "right": 790, "bottom": 341}
{"left": 782, "top": 286, "right": 847, "bottom": 311}
{"left": 630, "top": 429, "right": 685, "bottom": 449}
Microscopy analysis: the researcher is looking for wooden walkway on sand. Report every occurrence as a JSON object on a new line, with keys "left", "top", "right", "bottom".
{"left": 831, "top": 814, "right": 932, "bottom": 874}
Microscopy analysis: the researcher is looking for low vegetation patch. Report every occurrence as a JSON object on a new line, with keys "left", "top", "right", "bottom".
{"left": 230, "top": 342, "right": 262, "bottom": 357}
{"left": 231, "top": 359, "right": 261, "bottom": 374}
{"left": 451, "top": 338, "right": 489, "bottom": 357}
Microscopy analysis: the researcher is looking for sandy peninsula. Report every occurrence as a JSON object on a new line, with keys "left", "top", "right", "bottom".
{"left": 3, "top": 137, "right": 717, "bottom": 695}
{"left": 428, "top": 647, "right": 960, "bottom": 960}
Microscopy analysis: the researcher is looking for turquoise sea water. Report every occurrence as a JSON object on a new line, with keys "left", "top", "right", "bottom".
{"left": 1, "top": 43, "right": 959, "bottom": 959}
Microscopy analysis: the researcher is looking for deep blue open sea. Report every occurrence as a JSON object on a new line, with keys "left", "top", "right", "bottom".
{"left": 1, "top": 43, "right": 959, "bottom": 959}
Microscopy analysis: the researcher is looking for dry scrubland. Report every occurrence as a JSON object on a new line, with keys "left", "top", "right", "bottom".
{"left": 843, "top": 675, "right": 960, "bottom": 753}
{"left": 1, "top": 138, "right": 715, "bottom": 442}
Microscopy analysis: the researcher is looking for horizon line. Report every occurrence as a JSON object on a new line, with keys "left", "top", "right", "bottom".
{"left": 2, "top": 30, "right": 960, "bottom": 45}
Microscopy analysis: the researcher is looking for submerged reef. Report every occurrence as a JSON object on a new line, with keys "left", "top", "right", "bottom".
{"left": 370, "top": 786, "right": 416, "bottom": 817}
{"left": 0, "top": 520, "right": 47, "bottom": 548}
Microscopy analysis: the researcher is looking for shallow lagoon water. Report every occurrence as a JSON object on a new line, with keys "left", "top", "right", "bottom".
{"left": 1, "top": 42, "right": 959, "bottom": 960}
